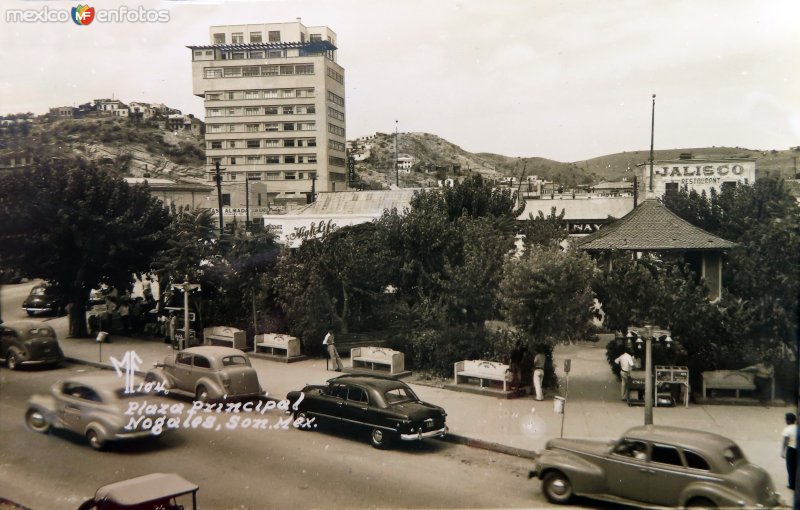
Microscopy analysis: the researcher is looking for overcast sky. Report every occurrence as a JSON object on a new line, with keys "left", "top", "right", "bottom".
{"left": 1, "top": 0, "right": 797, "bottom": 162}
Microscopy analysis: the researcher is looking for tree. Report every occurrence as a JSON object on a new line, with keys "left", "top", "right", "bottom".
{"left": 0, "top": 158, "right": 171, "bottom": 336}
{"left": 519, "top": 207, "right": 568, "bottom": 249}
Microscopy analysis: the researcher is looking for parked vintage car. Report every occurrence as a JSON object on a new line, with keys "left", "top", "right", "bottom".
{"left": 21, "top": 282, "right": 67, "bottom": 316}
{"left": 1, "top": 321, "right": 64, "bottom": 370}
{"left": 25, "top": 374, "right": 168, "bottom": 450}
{"left": 286, "top": 374, "right": 448, "bottom": 449}
{"left": 528, "top": 425, "right": 782, "bottom": 508}
{"left": 145, "top": 346, "right": 264, "bottom": 403}
{"left": 77, "top": 473, "right": 199, "bottom": 510}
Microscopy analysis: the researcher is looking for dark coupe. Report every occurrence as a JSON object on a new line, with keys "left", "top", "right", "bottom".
{"left": 21, "top": 283, "right": 67, "bottom": 316}
{"left": 1, "top": 321, "right": 64, "bottom": 370}
{"left": 287, "top": 374, "right": 447, "bottom": 448}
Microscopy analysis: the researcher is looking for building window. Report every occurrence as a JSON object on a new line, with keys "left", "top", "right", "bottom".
{"left": 246, "top": 158, "right": 260, "bottom": 165}
{"left": 207, "top": 125, "right": 223, "bottom": 133}
{"left": 264, "top": 139, "right": 280, "bottom": 147}
{"left": 264, "top": 123, "right": 278, "bottom": 132}
{"left": 221, "top": 193, "right": 231, "bottom": 206}
{"left": 245, "top": 107, "right": 259, "bottom": 116}
{"left": 295, "top": 64, "right": 314, "bottom": 75}
{"left": 264, "top": 89, "right": 278, "bottom": 98}
{"left": 230, "top": 157, "right": 237, "bottom": 165}
{"left": 223, "top": 67, "right": 242, "bottom": 77}
{"left": 227, "top": 124, "right": 238, "bottom": 132}
{"left": 231, "top": 32, "right": 244, "bottom": 44}
{"left": 206, "top": 93, "right": 221, "bottom": 100}
{"left": 283, "top": 123, "right": 295, "bottom": 131}
{"left": 329, "top": 140, "right": 345, "bottom": 152}
{"left": 249, "top": 32, "right": 262, "bottom": 43}
{"left": 247, "top": 172, "right": 261, "bottom": 180}
{"left": 264, "top": 106, "right": 279, "bottom": 115}
{"left": 305, "top": 105, "right": 316, "bottom": 114}
{"left": 284, "top": 155, "right": 296, "bottom": 164}
{"left": 204, "top": 68, "right": 223, "bottom": 79}
{"left": 327, "top": 107, "right": 345, "bottom": 121}
{"left": 207, "top": 109, "right": 222, "bottom": 117}
{"left": 231, "top": 52, "right": 245, "bottom": 60}
{"left": 268, "top": 31, "right": 281, "bottom": 42}
{"left": 266, "top": 156, "right": 280, "bottom": 164}
{"left": 310, "top": 34, "right": 322, "bottom": 42}
{"left": 306, "top": 138, "right": 317, "bottom": 147}
{"left": 327, "top": 91, "right": 345, "bottom": 106}
{"left": 249, "top": 51, "right": 264, "bottom": 59}
{"left": 213, "top": 33, "right": 226, "bottom": 44}
{"left": 246, "top": 140, "right": 260, "bottom": 149}
{"left": 262, "top": 65, "right": 279, "bottom": 76}
{"left": 279, "top": 65, "right": 294, "bottom": 75}
{"left": 194, "top": 51, "right": 203, "bottom": 57}
{"left": 329, "top": 156, "right": 346, "bottom": 167}
{"left": 228, "top": 141, "right": 237, "bottom": 148}
{"left": 229, "top": 173, "right": 237, "bottom": 180}
{"left": 227, "top": 108, "right": 237, "bottom": 116}
{"left": 283, "top": 139, "right": 296, "bottom": 147}
{"left": 210, "top": 157, "right": 222, "bottom": 165}
{"left": 265, "top": 172, "right": 280, "bottom": 181}
{"left": 308, "top": 155, "right": 317, "bottom": 163}
{"left": 267, "top": 50, "right": 284, "bottom": 58}
{"left": 209, "top": 141, "right": 222, "bottom": 149}
{"left": 227, "top": 92, "right": 237, "bottom": 100}
{"left": 246, "top": 124, "right": 259, "bottom": 132}
{"left": 282, "top": 106, "right": 294, "bottom": 115}
{"left": 326, "top": 67, "right": 344, "bottom": 84}
{"left": 245, "top": 91, "right": 259, "bottom": 99}
{"left": 243, "top": 66, "right": 260, "bottom": 77}
{"left": 299, "top": 123, "right": 315, "bottom": 131}
{"left": 205, "top": 50, "right": 213, "bottom": 56}
{"left": 327, "top": 124, "right": 344, "bottom": 136}
{"left": 284, "top": 172, "right": 296, "bottom": 180}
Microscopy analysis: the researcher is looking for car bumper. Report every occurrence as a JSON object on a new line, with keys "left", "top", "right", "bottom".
{"left": 23, "top": 307, "right": 56, "bottom": 313}
{"left": 400, "top": 426, "right": 448, "bottom": 441}
{"left": 20, "top": 357, "right": 63, "bottom": 366}
{"left": 114, "top": 430, "right": 158, "bottom": 440}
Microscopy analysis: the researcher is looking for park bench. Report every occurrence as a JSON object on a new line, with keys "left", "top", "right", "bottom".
{"left": 454, "top": 360, "right": 510, "bottom": 392}
{"left": 254, "top": 333, "right": 302, "bottom": 359}
{"left": 701, "top": 370, "right": 756, "bottom": 399}
{"left": 350, "top": 346, "right": 405, "bottom": 375}
{"left": 203, "top": 326, "right": 247, "bottom": 350}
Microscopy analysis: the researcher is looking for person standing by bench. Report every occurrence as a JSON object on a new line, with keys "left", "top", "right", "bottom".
{"left": 323, "top": 330, "right": 343, "bottom": 372}
{"left": 782, "top": 412, "right": 797, "bottom": 490}
{"left": 533, "top": 346, "right": 546, "bottom": 401}
{"left": 615, "top": 348, "right": 636, "bottom": 401}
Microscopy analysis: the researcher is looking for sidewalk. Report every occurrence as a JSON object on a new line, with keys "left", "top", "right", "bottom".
{"left": 56, "top": 325, "right": 795, "bottom": 505}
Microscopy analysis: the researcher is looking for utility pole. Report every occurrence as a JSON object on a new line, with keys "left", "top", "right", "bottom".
{"left": 649, "top": 94, "right": 656, "bottom": 193}
{"left": 171, "top": 276, "right": 200, "bottom": 351}
{"left": 244, "top": 174, "right": 250, "bottom": 231}
{"left": 214, "top": 161, "right": 224, "bottom": 236}
{"left": 395, "top": 120, "right": 399, "bottom": 187}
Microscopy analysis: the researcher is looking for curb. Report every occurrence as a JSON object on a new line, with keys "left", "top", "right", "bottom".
{"left": 65, "top": 356, "right": 539, "bottom": 460}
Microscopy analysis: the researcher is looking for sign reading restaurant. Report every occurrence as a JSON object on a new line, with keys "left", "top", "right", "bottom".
{"left": 643, "top": 159, "right": 756, "bottom": 196}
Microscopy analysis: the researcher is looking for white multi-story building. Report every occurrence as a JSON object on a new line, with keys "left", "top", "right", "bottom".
{"left": 189, "top": 20, "right": 346, "bottom": 216}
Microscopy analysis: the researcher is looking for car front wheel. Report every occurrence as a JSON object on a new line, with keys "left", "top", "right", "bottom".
{"left": 86, "top": 429, "right": 105, "bottom": 450}
{"left": 370, "top": 428, "right": 393, "bottom": 449}
{"left": 686, "top": 497, "right": 717, "bottom": 509}
{"left": 196, "top": 385, "right": 209, "bottom": 404}
{"left": 7, "top": 349, "right": 21, "bottom": 370}
{"left": 26, "top": 408, "right": 51, "bottom": 433}
{"left": 542, "top": 471, "right": 574, "bottom": 504}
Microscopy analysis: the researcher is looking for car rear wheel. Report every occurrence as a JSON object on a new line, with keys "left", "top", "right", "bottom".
{"left": 25, "top": 408, "right": 51, "bottom": 433}
{"left": 7, "top": 349, "right": 21, "bottom": 370}
{"left": 370, "top": 428, "right": 393, "bottom": 449}
{"left": 542, "top": 471, "right": 574, "bottom": 504}
{"left": 196, "top": 385, "right": 209, "bottom": 404}
{"left": 686, "top": 497, "right": 717, "bottom": 509}
{"left": 86, "top": 429, "right": 105, "bottom": 450}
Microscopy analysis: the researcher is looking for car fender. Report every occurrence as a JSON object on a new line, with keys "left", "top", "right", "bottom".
{"left": 145, "top": 368, "right": 173, "bottom": 389}
{"left": 195, "top": 377, "right": 225, "bottom": 399}
{"left": 680, "top": 480, "right": 751, "bottom": 508}
{"left": 84, "top": 420, "right": 112, "bottom": 443}
{"left": 536, "top": 449, "right": 606, "bottom": 495}
{"left": 27, "top": 395, "right": 58, "bottom": 426}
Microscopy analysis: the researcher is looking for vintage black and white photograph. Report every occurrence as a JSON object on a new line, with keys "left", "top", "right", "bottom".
{"left": 0, "top": 0, "right": 798, "bottom": 509}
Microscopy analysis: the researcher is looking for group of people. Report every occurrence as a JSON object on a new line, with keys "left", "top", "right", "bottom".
{"left": 507, "top": 341, "right": 547, "bottom": 400}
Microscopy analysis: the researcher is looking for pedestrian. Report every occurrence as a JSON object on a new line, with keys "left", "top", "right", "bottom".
{"left": 782, "top": 412, "right": 797, "bottom": 490}
{"left": 168, "top": 312, "right": 178, "bottom": 349}
{"left": 615, "top": 348, "right": 636, "bottom": 401}
{"left": 509, "top": 341, "right": 525, "bottom": 389}
{"left": 323, "top": 330, "right": 343, "bottom": 371}
{"left": 532, "top": 346, "right": 546, "bottom": 401}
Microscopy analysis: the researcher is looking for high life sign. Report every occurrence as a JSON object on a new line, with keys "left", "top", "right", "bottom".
{"left": 646, "top": 160, "right": 756, "bottom": 195}
{"left": 287, "top": 219, "right": 338, "bottom": 243}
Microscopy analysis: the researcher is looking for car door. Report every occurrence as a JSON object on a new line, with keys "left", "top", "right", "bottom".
{"left": 645, "top": 444, "right": 703, "bottom": 507}
{"left": 313, "top": 383, "right": 347, "bottom": 423}
{"left": 171, "top": 352, "right": 194, "bottom": 390}
{"left": 605, "top": 438, "right": 653, "bottom": 503}
{"left": 190, "top": 354, "right": 212, "bottom": 394}
{"left": 58, "top": 383, "right": 101, "bottom": 433}
{"left": 343, "top": 385, "right": 371, "bottom": 428}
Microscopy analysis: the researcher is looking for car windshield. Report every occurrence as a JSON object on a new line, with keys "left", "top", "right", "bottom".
{"left": 221, "top": 355, "right": 248, "bottom": 367}
{"left": 384, "top": 387, "right": 418, "bottom": 404}
{"left": 32, "top": 287, "right": 48, "bottom": 296}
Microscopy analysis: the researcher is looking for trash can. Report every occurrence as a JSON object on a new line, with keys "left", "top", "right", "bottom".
{"left": 553, "top": 396, "right": 566, "bottom": 414}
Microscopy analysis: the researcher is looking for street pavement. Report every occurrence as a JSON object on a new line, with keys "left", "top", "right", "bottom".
{"left": 50, "top": 326, "right": 797, "bottom": 506}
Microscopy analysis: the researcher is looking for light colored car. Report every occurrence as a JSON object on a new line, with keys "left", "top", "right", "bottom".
{"left": 1, "top": 321, "right": 64, "bottom": 370}
{"left": 528, "top": 425, "right": 782, "bottom": 508}
{"left": 25, "top": 374, "right": 167, "bottom": 450}
{"left": 146, "top": 346, "right": 263, "bottom": 403}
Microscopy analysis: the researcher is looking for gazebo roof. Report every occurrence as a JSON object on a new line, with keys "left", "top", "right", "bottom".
{"left": 576, "top": 199, "right": 736, "bottom": 252}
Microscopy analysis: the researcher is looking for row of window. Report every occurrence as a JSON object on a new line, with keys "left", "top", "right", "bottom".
{"left": 204, "top": 63, "right": 314, "bottom": 79}
{"left": 207, "top": 122, "right": 316, "bottom": 133}
{"left": 209, "top": 155, "right": 318, "bottom": 165}
{"left": 206, "top": 88, "right": 314, "bottom": 101}
{"left": 329, "top": 156, "right": 346, "bottom": 167}
{"left": 212, "top": 170, "right": 317, "bottom": 182}
{"left": 329, "top": 140, "right": 345, "bottom": 152}
{"left": 207, "top": 105, "right": 316, "bottom": 117}
{"left": 326, "top": 67, "right": 344, "bottom": 84}
{"left": 212, "top": 31, "right": 328, "bottom": 45}
{"left": 327, "top": 91, "right": 344, "bottom": 107}
{"left": 327, "top": 124, "right": 345, "bottom": 137}
{"left": 208, "top": 138, "right": 316, "bottom": 149}
{"left": 327, "top": 107, "right": 344, "bottom": 122}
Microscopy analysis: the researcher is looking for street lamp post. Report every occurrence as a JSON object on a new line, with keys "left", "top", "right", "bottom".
{"left": 629, "top": 325, "right": 672, "bottom": 425}
{"left": 648, "top": 94, "right": 656, "bottom": 193}
{"left": 395, "top": 120, "right": 399, "bottom": 187}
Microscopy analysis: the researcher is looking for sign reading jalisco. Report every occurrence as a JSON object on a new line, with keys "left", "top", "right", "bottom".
{"left": 645, "top": 159, "right": 755, "bottom": 196}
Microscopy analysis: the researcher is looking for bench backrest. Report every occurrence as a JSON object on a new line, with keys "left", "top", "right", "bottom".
{"left": 457, "top": 359, "right": 509, "bottom": 377}
{"left": 351, "top": 346, "right": 398, "bottom": 359}
{"left": 701, "top": 370, "right": 755, "bottom": 386}
{"left": 203, "top": 326, "right": 245, "bottom": 340}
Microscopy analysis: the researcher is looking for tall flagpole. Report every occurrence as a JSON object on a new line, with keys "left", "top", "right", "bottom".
{"left": 649, "top": 94, "right": 656, "bottom": 193}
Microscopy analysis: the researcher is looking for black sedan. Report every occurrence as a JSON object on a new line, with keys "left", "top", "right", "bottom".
{"left": 21, "top": 283, "right": 67, "bottom": 316}
{"left": 287, "top": 374, "right": 447, "bottom": 449}
{"left": 1, "top": 321, "right": 64, "bottom": 370}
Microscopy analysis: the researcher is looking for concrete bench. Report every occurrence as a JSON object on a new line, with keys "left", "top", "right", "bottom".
{"left": 701, "top": 370, "right": 756, "bottom": 398}
{"left": 454, "top": 360, "right": 510, "bottom": 392}
{"left": 203, "top": 326, "right": 247, "bottom": 350}
{"left": 255, "top": 333, "right": 301, "bottom": 358}
{"left": 350, "top": 346, "right": 405, "bottom": 375}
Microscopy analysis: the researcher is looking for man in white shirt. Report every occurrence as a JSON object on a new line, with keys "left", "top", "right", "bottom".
{"left": 782, "top": 412, "right": 797, "bottom": 490}
{"left": 614, "top": 349, "right": 636, "bottom": 401}
{"left": 323, "top": 330, "right": 343, "bottom": 371}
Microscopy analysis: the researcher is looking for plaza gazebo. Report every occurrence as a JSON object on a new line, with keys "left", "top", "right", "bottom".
{"left": 576, "top": 198, "right": 736, "bottom": 300}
